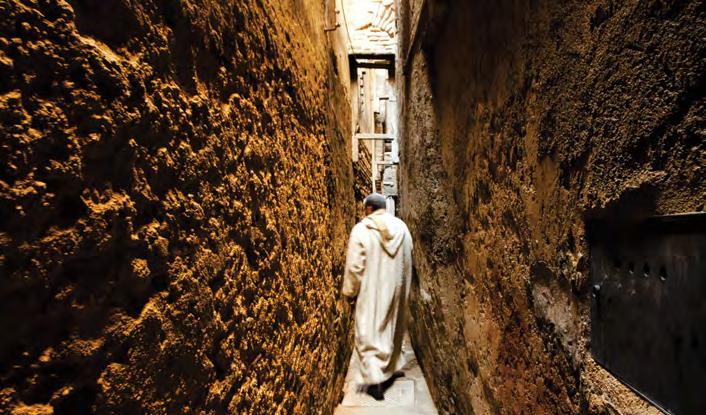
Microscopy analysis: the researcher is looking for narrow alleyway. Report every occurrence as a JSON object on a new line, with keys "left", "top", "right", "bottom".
{"left": 1, "top": 0, "right": 704, "bottom": 414}
{"left": 329, "top": 2, "right": 439, "bottom": 411}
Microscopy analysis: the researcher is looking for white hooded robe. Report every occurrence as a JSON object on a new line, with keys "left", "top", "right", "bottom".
{"left": 342, "top": 209, "right": 413, "bottom": 385}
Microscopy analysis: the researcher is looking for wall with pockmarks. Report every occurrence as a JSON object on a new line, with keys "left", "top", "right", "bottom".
{"left": 398, "top": 0, "right": 704, "bottom": 413}
{"left": 0, "top": 0, "right": 355, "bottom": 413}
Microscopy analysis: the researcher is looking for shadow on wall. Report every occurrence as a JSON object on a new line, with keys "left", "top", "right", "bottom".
{"left": 398, "top": 0, "right": 704, "bottom": 413}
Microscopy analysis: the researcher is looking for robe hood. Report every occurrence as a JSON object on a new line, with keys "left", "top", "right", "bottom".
{"left": 364, "top": 209, "right": 405, "bottom": 257}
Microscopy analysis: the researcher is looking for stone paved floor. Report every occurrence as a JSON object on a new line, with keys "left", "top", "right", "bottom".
{"left": 334, "top": 339, "right": 438, "bottom": 415}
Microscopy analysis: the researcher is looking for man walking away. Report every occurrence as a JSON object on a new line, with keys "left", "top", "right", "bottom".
{"left": 342, "top": 193, "right": 413, "bottom": 401}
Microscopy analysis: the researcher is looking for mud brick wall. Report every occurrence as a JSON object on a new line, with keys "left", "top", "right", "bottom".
{"left": 0, "top": 0, "right": 354, "bottom": 414}
{"left": 398, "top": 0, "right": 704, "bottom": 413}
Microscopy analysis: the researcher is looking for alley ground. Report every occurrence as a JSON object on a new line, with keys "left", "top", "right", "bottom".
{"left": 334, "top": 337, "right": 438, "bottom": 415}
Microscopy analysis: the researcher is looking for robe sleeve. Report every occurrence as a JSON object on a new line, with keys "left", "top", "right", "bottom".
{"left": 342, "top": 226, "right": 366, "bottom": 297}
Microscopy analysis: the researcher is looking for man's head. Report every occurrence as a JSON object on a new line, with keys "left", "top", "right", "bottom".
{"left": 364, "top": 193, "right": 386, "bottom": 216}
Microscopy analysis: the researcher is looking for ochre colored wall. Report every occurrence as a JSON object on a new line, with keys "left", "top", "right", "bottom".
{"left": 0, "top": 1, "right": 354, "bottom": 413}
{"left": 398, "top": 1, "right": 704, "bottom": 413}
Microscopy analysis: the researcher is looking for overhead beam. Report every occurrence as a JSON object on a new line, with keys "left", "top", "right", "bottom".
{"left": 355, "top": 62, "right": 394, "bottom": 70}
{"left": 349, "top": 53, "right": 396, "bottom": 79}
{"left": 355, "top": 133, "right": 396, "bottom": 141}
{"left": 350, "top": 53, "right": 395, "bottom": 61}
{"left": 352, "top": 134, "right": 397, "bottom": 161}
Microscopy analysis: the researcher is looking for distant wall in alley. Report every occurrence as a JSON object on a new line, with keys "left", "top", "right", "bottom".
{"left": 0, "top": 1, "right": 354, "bottom": 413}
{"left": 398, "top": 0, "right": 704, "bottom": 413}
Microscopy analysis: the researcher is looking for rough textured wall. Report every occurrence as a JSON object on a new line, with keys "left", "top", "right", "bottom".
{"left": 399, "top": 0, "right": 704, "bottom": 414}
{"left": 0, "top": 0, "right": 354, "bottom": 414}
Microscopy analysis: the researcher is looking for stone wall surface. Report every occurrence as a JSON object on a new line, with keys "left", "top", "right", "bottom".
{"left": 398, "top": 0, "right": 704, "bottom": 414}
{"left": 0, "top": 0, "right": 354, "bottom": 414}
